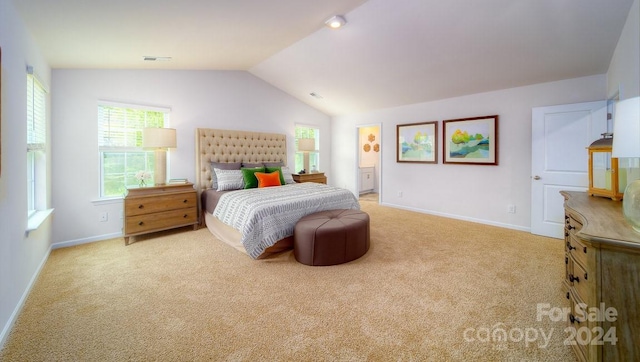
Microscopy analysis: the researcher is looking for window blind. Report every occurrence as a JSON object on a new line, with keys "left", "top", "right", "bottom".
{"left": 27, "top": 74, "right": 46, "bottom": 151}
{"left": 98, "top": 103, "right": 170, "bottom": 151}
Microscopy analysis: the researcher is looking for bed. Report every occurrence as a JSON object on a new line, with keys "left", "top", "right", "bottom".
{"left": 195, "top": 128, "right": 360, "bottom": 259}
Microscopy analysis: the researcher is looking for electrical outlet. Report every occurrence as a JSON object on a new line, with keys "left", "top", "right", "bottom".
{"left": 99, "top": 212, "right": 108, "bottom": 222}
{"left": 398, "top": 191, "right": 403, "bottom": 197}
{"left": 507, "top": 205, "right": 516, "bottom": 214}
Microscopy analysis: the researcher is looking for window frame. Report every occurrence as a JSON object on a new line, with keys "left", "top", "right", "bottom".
{"left": 26, "top": 71, "right": 47, "bottom": 217}
{"left": 97, "top": 101, "right": 171, "bottom": 199}
{"left": 294, "top": 125, "right": 320, "bottom": 173}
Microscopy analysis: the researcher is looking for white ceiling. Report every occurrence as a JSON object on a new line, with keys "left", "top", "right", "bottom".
{"left": 13, "top": 0, "right": 636, "bottom": 116}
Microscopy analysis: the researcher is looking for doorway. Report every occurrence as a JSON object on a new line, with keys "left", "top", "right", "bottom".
{"left": 357, "top": 125, "right": 381, "bottom": 203}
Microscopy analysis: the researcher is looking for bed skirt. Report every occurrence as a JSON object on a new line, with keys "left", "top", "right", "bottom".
{"left": 204, "top": 212, "right": 293, "bottom": 258}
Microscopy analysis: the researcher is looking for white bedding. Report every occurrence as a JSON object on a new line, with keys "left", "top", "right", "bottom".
{"left": 213, "top": 183, "right": 360, "bottom": 258}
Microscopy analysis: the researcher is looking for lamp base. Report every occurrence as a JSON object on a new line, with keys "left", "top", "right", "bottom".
{"left": 622, "top": 179, "right": 640, "bottom": 233}
{"left": 154, "top": 149, "right": 167, "bottom": 186}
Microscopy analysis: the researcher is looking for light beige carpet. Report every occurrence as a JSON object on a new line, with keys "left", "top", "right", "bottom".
{"left": 0, "top": 201, "right": 575, "bottom": 361}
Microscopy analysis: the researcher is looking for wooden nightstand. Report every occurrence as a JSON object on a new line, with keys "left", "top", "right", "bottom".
{"left": 292, "top": 172, "right": 327, "bottom": 184}
{"left": 123, "top": 183, "right": 198, "bottom": 245}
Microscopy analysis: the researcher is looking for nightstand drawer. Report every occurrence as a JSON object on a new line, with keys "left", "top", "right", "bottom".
{"left": 125, "top": 192, "right": 197, "bottom": 216}
{"left": 126, "top": 208, "right": 198, "bottom": 235}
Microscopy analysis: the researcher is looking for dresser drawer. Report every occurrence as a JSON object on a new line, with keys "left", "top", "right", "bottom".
{"left": 566, "top": 234, "right": 591, "bottom": 270}
{"left": 126, "top": 208, "right": 198, "bottom": 235}
{"left": 565, "top": 287, "right": 589, "bottom": 361}
{"left": 565, "top": 213, "right": 583, "bottom": 233}
{"left": 125, "top": 191, "right": 197, "bottom": 216}
{"left": 569, "top": 259, "right": 593, "bottom": 304}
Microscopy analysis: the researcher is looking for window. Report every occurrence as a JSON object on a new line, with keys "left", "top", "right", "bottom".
{"left": 27, "top": 71, "right": 47, "bottom": 216}
{"left": 98, "top": 102, "right": 170, "bottom": 198}
{"left": 294, "top": 125, "right": 319, "bottom": 173}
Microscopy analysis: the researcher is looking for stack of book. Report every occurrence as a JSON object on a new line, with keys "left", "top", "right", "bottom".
{"left": 168, "top": 178, "right": 188, "bottom": 184}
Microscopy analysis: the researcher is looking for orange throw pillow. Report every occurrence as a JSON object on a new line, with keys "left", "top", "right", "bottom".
{"left": 255, "top": 171, "right": 282, "bottom": 188}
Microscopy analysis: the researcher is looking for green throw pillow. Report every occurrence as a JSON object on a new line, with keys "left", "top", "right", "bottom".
{"left": 241, "top": 167, "right": 265, "bottom": 189}
{"left": 265, "top": 166, "right": 286, "bottom": 186}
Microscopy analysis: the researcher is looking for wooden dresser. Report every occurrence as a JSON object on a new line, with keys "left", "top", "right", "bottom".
{"left": 124, "top": 183, "right": 198, "bottom": 245}
{"left": 561, "top": 191, "right": 640, "bottom": 361}
{"left": 292, "top": 172, "right": 327, "bottom": 184}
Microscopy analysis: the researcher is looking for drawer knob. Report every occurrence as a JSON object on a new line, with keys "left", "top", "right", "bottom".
{"left": 183, "top": 199, "right": 188, "bottom": 203}
{"left": 138, "top": 221, "right": 144, "bottom": 226}
{"left": 569, "top": 274, "right": 580, "bottom": 283}
{"left": 566, "top": 241, "right": 576, "bottom": 251}
{"left": 183, "top": 214, "right": 188, "bottom": 218}
{"left": 567, "top": 225, "right": 575, "bottom": 230}
{"left": 566, "top": 292, "right": 570, "bottom": 300}
{"left": 138, "top": 204, "right": 144, "bottom": 209}
{"left": 583, "top": 247, "right": 587, "bottom": 254}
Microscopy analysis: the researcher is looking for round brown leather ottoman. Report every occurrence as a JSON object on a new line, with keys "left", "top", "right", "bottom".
{"left": 294, "top": 209, "right": 370, "bottom": 266}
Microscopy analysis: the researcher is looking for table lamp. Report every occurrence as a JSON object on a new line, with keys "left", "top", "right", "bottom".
{"left": 612, "top": 96, "right": 640, "bottom": 232}
{"left": 298, "top": 138, "right": 316, "bottom": 174}
{"left": 143, "top": 128, "right": 177, "bottom": 186}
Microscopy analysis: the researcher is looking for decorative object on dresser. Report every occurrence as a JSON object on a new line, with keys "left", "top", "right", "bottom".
{"left": 587, "top": 133, "right": 622, "bottom": 201}
{"left": 560, "top": 191, "right": 640, "bottom": 361}
{"left": 297, "top": 138, "right": 316, "bottom": 174}
{"left": 123, "top": 183, "right": 198, "bottom": 245}
{"left": 292, "top": 172, "right": 326, "bottom": 184}
{"left": 142, "top": 127, "right": 177, "bottom": 186}
{"left": 612, "top": 96, "right": 640, "bottom": 233}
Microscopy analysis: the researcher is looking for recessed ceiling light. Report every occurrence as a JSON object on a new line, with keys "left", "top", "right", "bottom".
{"left": 143, "top": 56, "right": 172, "bottom": 62}
{"left": 325, "top": 15, "right": 346, "bottom": 29}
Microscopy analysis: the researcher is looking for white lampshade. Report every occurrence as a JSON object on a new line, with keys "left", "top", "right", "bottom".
{"left": 612, "top": 96, "right": 640, "bottom": 233}
{"left": 142, "top": 128, "right": 177, "bottom": 149}
{"left": 298, "top": 138, "right": 316, "bottom": 152}
{"left": 612, "top": 97, "right": 640, "bottom": 158}
{"left": 142, "top": 128, "right": 177, "bottom": 186}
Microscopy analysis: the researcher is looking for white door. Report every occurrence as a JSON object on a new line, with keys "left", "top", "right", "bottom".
{"left": 531, "top": 101, "right": 607, "bottom": 238}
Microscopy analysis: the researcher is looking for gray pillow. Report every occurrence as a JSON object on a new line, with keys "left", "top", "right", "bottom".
{"left": 214, "top": 169, "right": 244, "bottom": 191}
{"left": 210, "top": 162, "right": 241, "bottom": 189}
{"left": 264, "top": 161, "right": 284, "bottom": 168}
{"left": 241, "top": 162, "right": 264, "bottom": 169}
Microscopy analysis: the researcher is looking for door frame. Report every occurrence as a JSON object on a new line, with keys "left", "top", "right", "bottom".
{"left": 356, "top": 123, "right": 382, "bottom": 202}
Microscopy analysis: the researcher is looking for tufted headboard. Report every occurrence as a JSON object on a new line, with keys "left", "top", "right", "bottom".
{"left": 195, "top": 128, "right": 287, "bottom": 196}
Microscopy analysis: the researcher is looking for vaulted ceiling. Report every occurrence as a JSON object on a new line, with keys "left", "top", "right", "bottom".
{"left": 13, "top": 0, "right": 636, "bottom": 116}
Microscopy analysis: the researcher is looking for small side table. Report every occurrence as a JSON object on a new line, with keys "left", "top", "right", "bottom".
{"left": 123, "top": 183, "right": 198, "bottom": 245}
{"left": 292, "top": 172, "right": 327, "bottom": 184}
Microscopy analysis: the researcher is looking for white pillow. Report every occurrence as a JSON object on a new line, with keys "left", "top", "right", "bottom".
{"left": 214, "top": 169, "right": 244, "bottom": 191}
{"left": 281, "top": 166, "right": 296, "bottom": 184}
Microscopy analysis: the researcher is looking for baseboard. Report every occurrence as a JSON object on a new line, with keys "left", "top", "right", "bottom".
{"left": 379, "top": 202, "right": 531, "bottom": 233}
{"left": 0, "top": 246, "right": 51, "bottom": 350}
{"left": 52, "top": 232, "right": 123, "bottom": 250}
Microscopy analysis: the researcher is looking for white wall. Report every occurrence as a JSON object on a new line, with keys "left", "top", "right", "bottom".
{"left": 51, "top": 70, "right": 331, "bottom": 246}
{"left": 0, "top": 0, "right": 53, "bottom": 347}
{"left": 607, "top": 0, "right": 639, "bottom": 100}
{"left": 332, "top": 75, "right": 606, "bottom": 231}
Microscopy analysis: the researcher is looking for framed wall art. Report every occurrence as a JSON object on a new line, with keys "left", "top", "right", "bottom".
{"left": 443, "top": 115, "right": 498, "bottom": 165}
{"left": 396, "top": 121, "right": 438, "bottom": 163}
